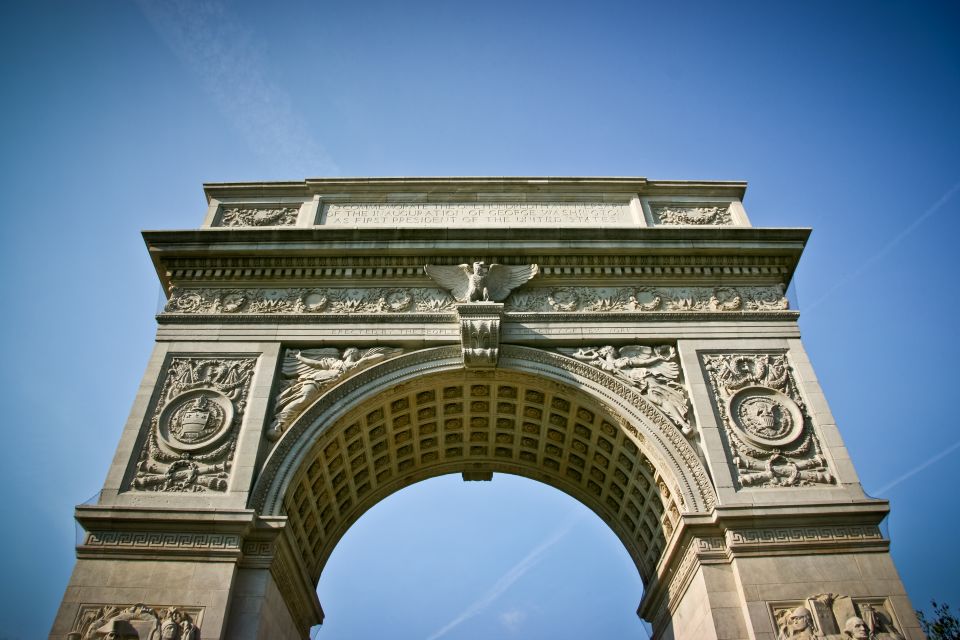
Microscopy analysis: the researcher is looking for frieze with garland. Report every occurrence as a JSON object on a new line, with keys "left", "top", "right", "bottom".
{"left": 162, "top": 284, "right": 787, "bottom": 315}
{"left": 650, "top": 204, "right": 734, "bottom": 225}
{"left": 702, "top": 353, "right": 834, "bottom": 489}
{"left": 217, "top": 205, "right": 300, "bottom": 227}
{"left": 129, "top": 356, "right": 257, "bottom": 493}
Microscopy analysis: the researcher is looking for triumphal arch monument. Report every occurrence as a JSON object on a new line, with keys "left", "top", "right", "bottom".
{"left": 51, "top": 178, "right": 921, "bottom": 639}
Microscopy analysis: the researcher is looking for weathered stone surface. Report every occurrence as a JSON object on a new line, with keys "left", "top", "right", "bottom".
{"left": 51, "top": 177, "right": 920, "bottom": 640}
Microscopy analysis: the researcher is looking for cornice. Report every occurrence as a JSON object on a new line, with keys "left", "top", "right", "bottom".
{"left": 202, "top": 176, "right": 749, "bottom": 201}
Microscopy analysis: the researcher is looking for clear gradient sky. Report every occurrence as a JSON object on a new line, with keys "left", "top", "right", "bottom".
{"left": 1, "top": 1, "right": 958, "bottom": 639}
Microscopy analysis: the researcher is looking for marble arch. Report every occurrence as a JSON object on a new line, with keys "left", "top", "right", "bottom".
{"left": 254, "top": 345, "right": 715, "bottom": 584}
{"left": 51, "top": 178, "right": 922, "bottom": 640}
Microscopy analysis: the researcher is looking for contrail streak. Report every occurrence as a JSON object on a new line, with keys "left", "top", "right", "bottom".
{"left": 871, "top": 439, "right": 960, "bottom": 496}
{"left": 425, "top": 514, "right": 582, "bottom": 640}
{"left": 136, "top": 0, "right": 338, "bottom": 177}
{"left": 805, "top": 180, "right": 960, "bottom": 312}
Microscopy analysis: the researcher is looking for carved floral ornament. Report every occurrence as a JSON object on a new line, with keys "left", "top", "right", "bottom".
{"left": 67, "top": 603, "right": 200, "bottom": 639}
{"left": 650, "top": 203, "right": 735, "bottom": 225}
{"left": 130, "top": 356, "right": 256, "bottom": 493}
{"left": 162, "top": 284, "right": 788, "bottom": 316}
{"left": 216, "top": 204, "right": 300, "bottom": 227}
{"left": 772, "top": 593, "right": 904, "bottom": 639}
{"left": 702, "top": 353, "right": 834, "bottom": 489}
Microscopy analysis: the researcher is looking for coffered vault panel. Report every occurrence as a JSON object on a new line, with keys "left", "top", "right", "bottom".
{"left": 279, "top": 368, "right": 674, "bottom": 583}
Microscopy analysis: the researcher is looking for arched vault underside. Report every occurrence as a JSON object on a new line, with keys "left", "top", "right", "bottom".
{"left": 252, "top": 345, "right": 717, "bottom": 585}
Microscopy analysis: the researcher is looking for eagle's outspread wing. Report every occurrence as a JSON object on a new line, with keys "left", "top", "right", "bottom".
{"left": 483, "top": 264, "right": 539, "bottom": 301}
{"left": 424, "top": 264, "right": 473, "bottom": 302}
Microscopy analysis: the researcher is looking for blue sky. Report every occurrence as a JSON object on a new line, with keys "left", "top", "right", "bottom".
{"left": 1, "top": 1, "right": 958, "bottom": 638}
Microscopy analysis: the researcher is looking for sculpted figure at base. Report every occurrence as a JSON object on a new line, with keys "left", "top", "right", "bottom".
{"left": 773, "top": 594, "right": 904, "bottom": 640}
{"left": 66, "top": 604, "right": 199, "bottom": 640}
{"left": 268, "top": 347, "right": 403, "bottom": 440}
{"left": 424, "top": 262, "right": 538, "bottom": 303}
{"left": 779, "top": 606, "right": 823, "bottom": 639}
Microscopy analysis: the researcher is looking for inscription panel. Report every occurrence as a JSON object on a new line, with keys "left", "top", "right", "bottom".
{"left": 321, "top": 201, "right": 634, "bottom": 227}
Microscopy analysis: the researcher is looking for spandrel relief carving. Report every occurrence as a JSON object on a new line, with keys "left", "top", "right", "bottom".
{"left": 424, "top": 262, "right": 539, "bottom": 302}
{"left": 772, "top": 594, "right": 904, "bottom": 640}
{"left": 130, "top": 356, "right": 256, "bottom": 493}
{"left": 67, "top": 603, "right": 201, "bottom": 639}
{"left": 650, "top": 203, "right": 734, "bottom": 225}
{"left": 217, "top": 205, "right": 299, "bottom": 227}
{"left": 702, "top": 353, "right": 834, "bottom": 488}
{"left": 268, "top": 347, "right": 404, "bottom": 441}
{"left": 559, "top": 345, "right": 694, "bottom": 437}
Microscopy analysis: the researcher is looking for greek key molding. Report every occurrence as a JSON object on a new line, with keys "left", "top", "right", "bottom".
{"left": 727, "top": 525, "right": 883, "bottom": 547}
{"left": 83, "top": 530, "right": 243, "bottom": 551}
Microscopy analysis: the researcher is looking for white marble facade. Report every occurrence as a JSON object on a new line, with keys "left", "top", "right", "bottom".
{"left": 51, "top": 178, "right": 922, "bottom": 640}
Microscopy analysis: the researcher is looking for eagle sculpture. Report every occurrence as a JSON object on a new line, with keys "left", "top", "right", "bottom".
{"left": 424, "top": 262, "right": 539, "bottom": 303}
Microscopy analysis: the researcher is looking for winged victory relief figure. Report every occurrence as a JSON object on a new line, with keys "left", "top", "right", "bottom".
{"left": 424, "top": 261, "right": 539, "bottom": 303}
{"left": 267, "top": 347, "right": 402, "bottom": 440}
{"left": 560, "top": 345, "right": 694, "bottom": 436}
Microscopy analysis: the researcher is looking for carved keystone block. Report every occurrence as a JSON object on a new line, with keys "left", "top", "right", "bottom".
{"left": 456, "top": 303, "right": 503, "bottom": 368}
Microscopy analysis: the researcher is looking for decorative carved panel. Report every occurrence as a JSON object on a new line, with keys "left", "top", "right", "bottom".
{"left": 129, "top": 356, "right": 257, "bottom": 493}
{"left": 702, "top": 353, "right": 834, "bottom": 488}
{"left": 164, "top": 287, "right": 457, "bottom": 315}
{"left": 770, "top": 593, "right": 904, "bottom": 639}
{"left": 509, "top": 285, "right": 786, "bottom": 313}
{"left": 216, "top": 204, "right": 300, "bottom": 227}
{"left": 68, "top": 603, "right": 201, "bottom": 639}
{"left": 161, "top": 284, "right": 788, "bottom": 316}
{"left": 268, "top": 347, "right": 404, "bottom": 441}
{"left": 559, "top": 345, "right": 695, "bottom": 438}
{"left": 650, "top": 204, "right": 734, "bottom": 226}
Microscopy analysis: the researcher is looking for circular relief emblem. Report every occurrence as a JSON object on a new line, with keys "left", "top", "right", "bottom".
{"left": 548, "top": 288, "right": 579, "bottom": 311}
{"left": 727, "top": 386, "right": 803, "bottom": 448}
{"left": 300, "top": 290, "right": 329, "bottom": 312}
{"left": 158, "top": 390, "right": 234, "bottom": 451}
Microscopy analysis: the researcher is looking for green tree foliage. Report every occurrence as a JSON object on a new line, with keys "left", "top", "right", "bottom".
{"left": 917, "top": 601, "right": 960, "bottom": 640}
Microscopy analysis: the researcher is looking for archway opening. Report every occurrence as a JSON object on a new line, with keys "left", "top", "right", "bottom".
{"left": 314, "top": 472, "right": 648, "bottom": 639}
{"left": 273, "top": 366, "right": 690, "bottom": 634}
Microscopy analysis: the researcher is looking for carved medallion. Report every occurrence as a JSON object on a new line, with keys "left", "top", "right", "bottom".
{"left": 158, "top": 390, "right": 234, "bottom": 451}
{"left": 130, "top": 356, "right": 256, "bottom": 493}
{"left": 702, "top": 353, "right": 834, "bottom": 488}
{"left": 729, "top": 386, "right": 803, "bottom": 448}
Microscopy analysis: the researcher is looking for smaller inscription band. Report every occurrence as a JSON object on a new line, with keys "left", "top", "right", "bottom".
{"left": 321, "top": 201, "right": 634, "bottom": 227}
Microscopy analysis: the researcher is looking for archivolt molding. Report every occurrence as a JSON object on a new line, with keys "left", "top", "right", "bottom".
{"left": 253, "top": 346, "right": 715, "bottom": 516}
{"left": 246, "top": 345, "right": 724, "bottom": 588}
{"left": 501, "top": 346, "right": 714, "bottom": 512}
